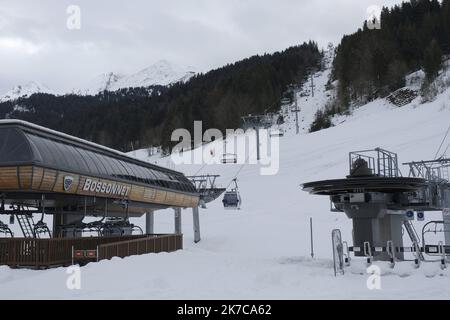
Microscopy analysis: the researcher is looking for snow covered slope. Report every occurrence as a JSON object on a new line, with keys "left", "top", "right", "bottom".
{"left": 0, "top": 81, "right": 53, "bottom": 102}
{"left": 1, "top": 65, "right": 450, "bottom": 299}
{"left": 279, "top": 48, "right": 335, "bottom": 135}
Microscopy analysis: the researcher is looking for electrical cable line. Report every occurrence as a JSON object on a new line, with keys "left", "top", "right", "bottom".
{"left": 225, "top": 136, "right": 259, "bottom": 189}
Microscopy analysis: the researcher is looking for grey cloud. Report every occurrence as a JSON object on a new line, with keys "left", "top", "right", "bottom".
{"left": 0, "top": 0, "right": 404, "bottom": 94}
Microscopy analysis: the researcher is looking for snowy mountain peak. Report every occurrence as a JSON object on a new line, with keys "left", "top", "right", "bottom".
{"left": 1, "top": 60, "right": 197, "bottom": 99}
{"left": 115, "top": 60, "right": 196, "bottom": 90}
{"left": 0, "top": 81, "right": 53, "bottom": 102}
{"left": 84, "top": 60, "right": 196, "bottom": 95}
{"left": 84, "top": 72, "right": 125, "bottom": 95}
{"left": 149, "top": 59, "right": 172, "bottom": 69}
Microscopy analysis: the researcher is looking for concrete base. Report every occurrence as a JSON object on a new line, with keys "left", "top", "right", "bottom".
{"left": 352, "top": 214, "right": 404, "bottom": 261}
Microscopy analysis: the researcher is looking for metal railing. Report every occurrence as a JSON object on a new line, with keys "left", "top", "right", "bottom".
{"left": 404, "top": 158, "right": 450, "bottom": 183}
{"left": 349, "top": 148, "right": 400, "bottom": 177}
{"left": 98, "top": 234, "right": 182, "bottom": 261}
{"left": 0, "top": 234, "right": 182, "bottom": 268}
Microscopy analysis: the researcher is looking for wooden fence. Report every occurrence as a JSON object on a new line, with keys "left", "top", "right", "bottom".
{"left": 98, "top": 234, "right": 182, "bottom": 260}
{"left": 0, "top": 234, "right": 182, "bottom": 269}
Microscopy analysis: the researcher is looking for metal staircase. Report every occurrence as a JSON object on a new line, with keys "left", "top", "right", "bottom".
{"left": 16, "top": 214, "right": 36, "bottom": 238}
{"left": 403, "top": 220, "right": 424, "bottom": 261}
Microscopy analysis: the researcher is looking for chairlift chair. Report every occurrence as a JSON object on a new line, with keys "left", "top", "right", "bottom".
{"left": 34, "top": 211, "right": 52, "bottom": 238}
{"left": 269, "top": 128, "right": 284, "bottom": 137}
{"left": 83, "top": 220, "right": 103, "bottom": 236}
{"left": 221, "top": 153, "right": 238, "bottom": 164}
{"left": 34, "top": 220, "right": 51, "bottom": 238}
{"left": 222, "top": 139, "right": 238, "bottom": 164}
{"left": 101, "top": 218, "right": 125, "bottom": 237}
{"left": 222, "top": 191, "right": 242, "bottom": 210}
{"left": 0, "top": 220, "right": 13, "bottom": 238}
{"left": 82, "top": 205, "right": 109, "bottom": 236}
{"left": 58, "top": 221, "right": 89, "bottom": 238}
{"left": 58, "top": 203, "right": 104, "bottom": 237}
{"left": 222, "top": 179, "right": 242, "bottom": 210}
{"left": 131, "top": 223, "right": 144, "bottom": 235}
{"left": 102, "top": 198, "right": 142, "bottom": 236}
{"left": 30, "top": 197, "right": 51, "bottom": 238}
{"left": 100, "top": 217, "right": 142, "bottom": 236}
{"left": 281, "top": 98, "right": 291, "bottom": 105}
{"left": 59, "top": 218, "right": 105, "bottom": 238}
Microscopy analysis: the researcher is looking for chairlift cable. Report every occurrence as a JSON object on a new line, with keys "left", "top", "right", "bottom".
{"left": 225, "top": 143, "right": 257, "bottom": 189}
{"left": 191, "top": 139, "right": 222, "bottom": 176}
{"left": 434, "top": 125, "right": 450, "bottom": 160}
{"left": 187, "top": 132, "right": 256, "bottom": 189}
{"left": 192, "top": 135, "right": 235, "bottom": 176}
{"left": 443, "top": 142, "right": 450, "bottom": 157}
{"left": 192, "top": 162, "right": 208, "bottom": 177}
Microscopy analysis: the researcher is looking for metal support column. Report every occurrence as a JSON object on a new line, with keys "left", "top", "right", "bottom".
{"left": 443, "top": 190, "right": 450, "bottom": 245}
{"left": 444, "top": 209, "right": 450, "bottom": 246}
{"left": 292, "top": 87, "right": 300, "bottom": 135}
{"left": 193, "top": 206, "right": 201, "bottom": 243}
{"left": 174, "top": 208, "right": 182, "bottom": 235}
{"left": 256, "top": 128, "right": 261, "bottom": 161}
{"left": 52, "top": 214, "right": 63, "bottom": 238}
{"left": 351, "top": 213, "right": 405, "bottom": 261}
{"left": 145, "top": 211, "right": 154, "bottom": 235}
{"left": 54, "top": 214, "right": 83, "bottom": 238}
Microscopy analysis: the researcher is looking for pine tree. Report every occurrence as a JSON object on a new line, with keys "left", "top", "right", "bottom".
{"left": 386, "top": 60, "right": 408, "bottom": 90}
{"left": 423, "top": 39, "right": 443, "bottom": 81}
{"left": 333, "top": 0, "right": 449, "bottom": 105}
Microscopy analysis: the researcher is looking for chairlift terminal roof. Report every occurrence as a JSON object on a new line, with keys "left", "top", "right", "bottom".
{"left": 0, "top": 120, "right": 196, "bottom": 194}
{"left": 302, "top": 177, "right": 427, "bottom": 195}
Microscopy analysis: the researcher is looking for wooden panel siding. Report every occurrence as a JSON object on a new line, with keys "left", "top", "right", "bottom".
{"left": 40, "top": 169, "right": 58, "bottom": 191}
{"left": 31, "top": 167, "right": 44, "bottom": 189}
{"left": 18, "top": 166, "right": 33, "bottom": 189}
{"left": 0, "top": 167, "right": 19, "bottom": 189}
{"left": 0, "top": 165, "right": 198, "bottom": 209}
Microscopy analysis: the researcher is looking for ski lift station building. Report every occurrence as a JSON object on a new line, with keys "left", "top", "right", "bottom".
{"left": 0, "top": 120, "right": 200, "bottom": 268}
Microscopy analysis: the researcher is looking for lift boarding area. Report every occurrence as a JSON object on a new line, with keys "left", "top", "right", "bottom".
{"left": 0, "top": 120, "right": 204, "bottom": 268}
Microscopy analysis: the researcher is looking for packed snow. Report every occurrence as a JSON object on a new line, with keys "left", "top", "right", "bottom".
{"left": 1, "top": 62, "right": 450, "bottom": 300}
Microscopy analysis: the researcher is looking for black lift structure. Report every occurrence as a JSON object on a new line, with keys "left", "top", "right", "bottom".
{"left": 187, "top": 175, "right": 226, "bottom": 208}
{"left": 303, "top": 148, "right": 450, "bottom": 262}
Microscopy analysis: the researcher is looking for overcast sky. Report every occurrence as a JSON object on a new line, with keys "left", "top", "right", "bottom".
{"left": 0, "top": 0, "right": 404, "bottom": 94}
